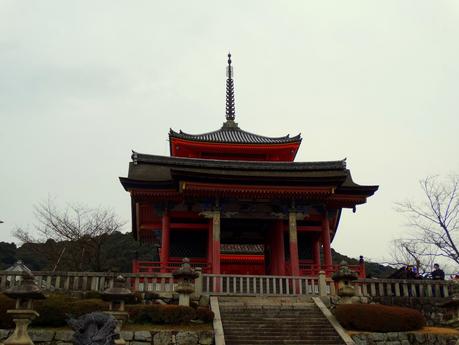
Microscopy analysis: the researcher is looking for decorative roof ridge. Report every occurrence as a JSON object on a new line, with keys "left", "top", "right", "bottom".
{"left": 131, "top": 151, "right": 346, "bottom": 170}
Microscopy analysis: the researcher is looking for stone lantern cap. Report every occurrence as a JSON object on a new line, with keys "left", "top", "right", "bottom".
{"left": 332, "top": 261, "right": 358, "bottom": 281}
{"left": 4, "top": 271, "right": 45, "bottom": 301}
{"left": 172, "top": 258, "right": 199, "bottom": 280}
{"left": 102, "top": 275, "right": 132, "bottom": 301}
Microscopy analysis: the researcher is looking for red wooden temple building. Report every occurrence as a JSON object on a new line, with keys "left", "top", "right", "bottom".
{"left": 120, "top": 54, "right": 378, "bottom": 277}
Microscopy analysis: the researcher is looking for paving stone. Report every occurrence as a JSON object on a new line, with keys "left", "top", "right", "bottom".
{"left": 415, "top": 332, "right": 426, "bottom": 344}
{"left": 56, "top": 342, "right": 73, "bottom": 345}
{"left": 135, "top": 331, "right": 152, "bottom": 341}
{"left": 153, "top": 331, "right": 173, "bottom": 345}
{"left": 399, "top": 333, "right": 408, "bottom": 340}
{"left": 387, "top": 332, "right": 399, "bottom": 340}
{"left": 121, "top": 331, "right": 134, "bottom": 341}
{"left": 446, "top": 339, "right": 458, "bottom": 345}
{"left": 176, "top": 331, "right": 198, "bottom": 345}
{"left": 29, "top": 329, "right": 55, "bottom": 342}
{"left": 401, "top": 340, "right": 410, "bottom": 345}
{"left": 55, "top": 330, "right": 74, "bottom": 341}
{"left": 371, "top": 333, "right": 387, "bottom": 341}
{"left": 198, "top": 331, "right": 213, "bottom": 345}
{"left": 0, "top": 329, "right": 10, "bottom": 341}
{"left": 132, "top": 342, "right": 150, "bottom": 345}
{"left": 352, "top": 337, "right": 368, "bottom": 345}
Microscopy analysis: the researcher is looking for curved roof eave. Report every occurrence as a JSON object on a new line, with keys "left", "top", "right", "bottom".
{"left": 169, "top": 126, "right": 302, "bottom": 145}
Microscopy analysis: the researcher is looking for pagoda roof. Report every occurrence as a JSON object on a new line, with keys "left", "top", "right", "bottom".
{"left": 131, "top": 152, "right": 346, "bottom": 172}
{"left": 170, "top": 120, "right": 301, "bottom": 145}
{"left": 121, "top": 153, "right": 378, "bottom": 198}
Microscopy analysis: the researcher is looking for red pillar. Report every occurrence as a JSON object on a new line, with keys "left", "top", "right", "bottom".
{"left": 207, "top": 220, "right": 213, "bottom": 273}
{"left": 288, "top": 212, "right": 300, "bottom": 276}
{"left": 313, "top": 237, "right": 321, "bottom": 275}
{"left": 321, "top": 212, "right": 333, "bottom": 274}
{"left": 275, "top": 220, "right": 286, "bottom": 275}
{"left": 160, "top": 212, "right": 170, "bottom": 271}
{"left": 211, "top": 211, "right": 221, "bottom": 274}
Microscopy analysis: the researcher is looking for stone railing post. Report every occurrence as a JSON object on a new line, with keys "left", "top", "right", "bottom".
{"left": 194, "top": 267, "right": 203, "bottom": 298}
{"left": 318, "top": 270, "right": 327, "bottom": 297}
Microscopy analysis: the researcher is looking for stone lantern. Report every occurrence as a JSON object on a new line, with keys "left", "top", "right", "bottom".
{"left": 102, "top": 275, "right": 132, "bottom": 345}
{"left": 332, "top": 261, "right": 358, "bottom": 302}
{"left": 172, "top": 258, "right": 199, "bottom": 306}
{"left": 3, "top": 272, "right": 45, "bottom": 345}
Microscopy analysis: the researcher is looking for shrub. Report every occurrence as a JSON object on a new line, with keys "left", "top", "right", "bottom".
{"left": 127, "top": 304, "right": 197, "bottom": 324}
{"left": 190, "top": 301, "right": 199, "bottom": 309}
{"left": 34, "top": 295, "right": 107, "bottom": 327}
{"left": 195, "top": 307, "right": 214, "bottom": 322}
{"left": 82, "top": 291, "right": 103, "bottom": 300}
{"left": 335, "top": 303, "right": 425, "bottom": 332}
{"left": 161, "top": 305, "right": 196, "bottom": 324}
{"left": 126, "top": 305, "right": 157, "bottom": 324}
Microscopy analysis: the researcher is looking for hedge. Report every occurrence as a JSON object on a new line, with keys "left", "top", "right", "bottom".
{"left": 127, "top": 304, "right": 199, "bottom": 324}
{"left": 0, "top": 293, "right": 108, "bottom": 328}
{"left": 195, "top": 307, "right": 215, "bottom": 323}
{"left": 0, "top": 293, "right": 213, "bottom": 328}
{"left": 335, "top": 303, "right": 425, "bottom": 332}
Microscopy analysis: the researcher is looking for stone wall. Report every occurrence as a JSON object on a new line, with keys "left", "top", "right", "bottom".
{"left": 351, "top": 331, "right": 459, "bottom": 345}
{"left": 0, "top": 329, "right": 214, "bottom": 345}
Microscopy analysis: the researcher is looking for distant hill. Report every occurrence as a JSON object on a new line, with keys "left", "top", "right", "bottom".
{"left": 331, "top": 249, "right": 395, "bottom": 278}
{"left": 0, "top": 233, "right": 394, "bottom": 277}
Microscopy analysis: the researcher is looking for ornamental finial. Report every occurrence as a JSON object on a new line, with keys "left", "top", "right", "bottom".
{"left": 225, "top": 52, "right": 235, "bottom": 121}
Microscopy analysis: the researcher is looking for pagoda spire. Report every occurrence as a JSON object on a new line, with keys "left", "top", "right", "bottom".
{"left": 225, "top": 53, "right": 235, "bottom": 121}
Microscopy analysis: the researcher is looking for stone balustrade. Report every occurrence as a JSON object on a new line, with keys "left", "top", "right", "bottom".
{"left": 0, "top": 271, "right": 178, "bottom": 295}
{"left": 0, "top": 270, "right": 455, "bottom": 299}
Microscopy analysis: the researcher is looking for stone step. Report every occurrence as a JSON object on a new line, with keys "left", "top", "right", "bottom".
{"left": 219, "top": 297, "right": 345, "bottom": 345}
{"left": 224, "top": 326, "right": 337, "bottom": 330}
{"left": 223, "top": 317, "right": 328, "bottom": 325}
{"left": 225, "top": 333, "right": 341, "bottom": 339}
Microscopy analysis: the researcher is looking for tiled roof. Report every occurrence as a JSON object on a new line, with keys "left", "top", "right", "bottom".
{"left": 131, "top": 153, "right": 347, "bottom": 171}
{"left": 169, "top": 120, "right": 301, "bottom": 145}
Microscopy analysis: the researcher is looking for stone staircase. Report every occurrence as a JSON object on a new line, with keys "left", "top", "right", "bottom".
{"left": 218, "top": 297, "right": 347, "bottom": 345}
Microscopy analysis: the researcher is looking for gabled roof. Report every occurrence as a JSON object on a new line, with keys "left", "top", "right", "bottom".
{"left": 170, "top": 120, "right": 301, "bottom": 145}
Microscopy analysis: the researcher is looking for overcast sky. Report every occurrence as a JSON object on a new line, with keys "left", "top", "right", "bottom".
{"left": 1, "top": 1, "right": 459, "bottom": 265}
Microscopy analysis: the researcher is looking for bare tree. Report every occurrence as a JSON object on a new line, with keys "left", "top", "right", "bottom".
{"left": 387, "top": 239, "right": 437, "bottom": 275}
{"left": 396, "top": 175, "right": 459, "bottom": 267}
{"left": 14, "top": 199, "right": 125, "bottom": 271}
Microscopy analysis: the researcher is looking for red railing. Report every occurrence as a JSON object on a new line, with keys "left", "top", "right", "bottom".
{"left": 299, "top": 262, "right": 365, "bottom": 278}
{"left": 132, "top": 258, "right": 211, "bottom": 273}
{"left": 133, "top": 259, "right": 365, "bottom": 278}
